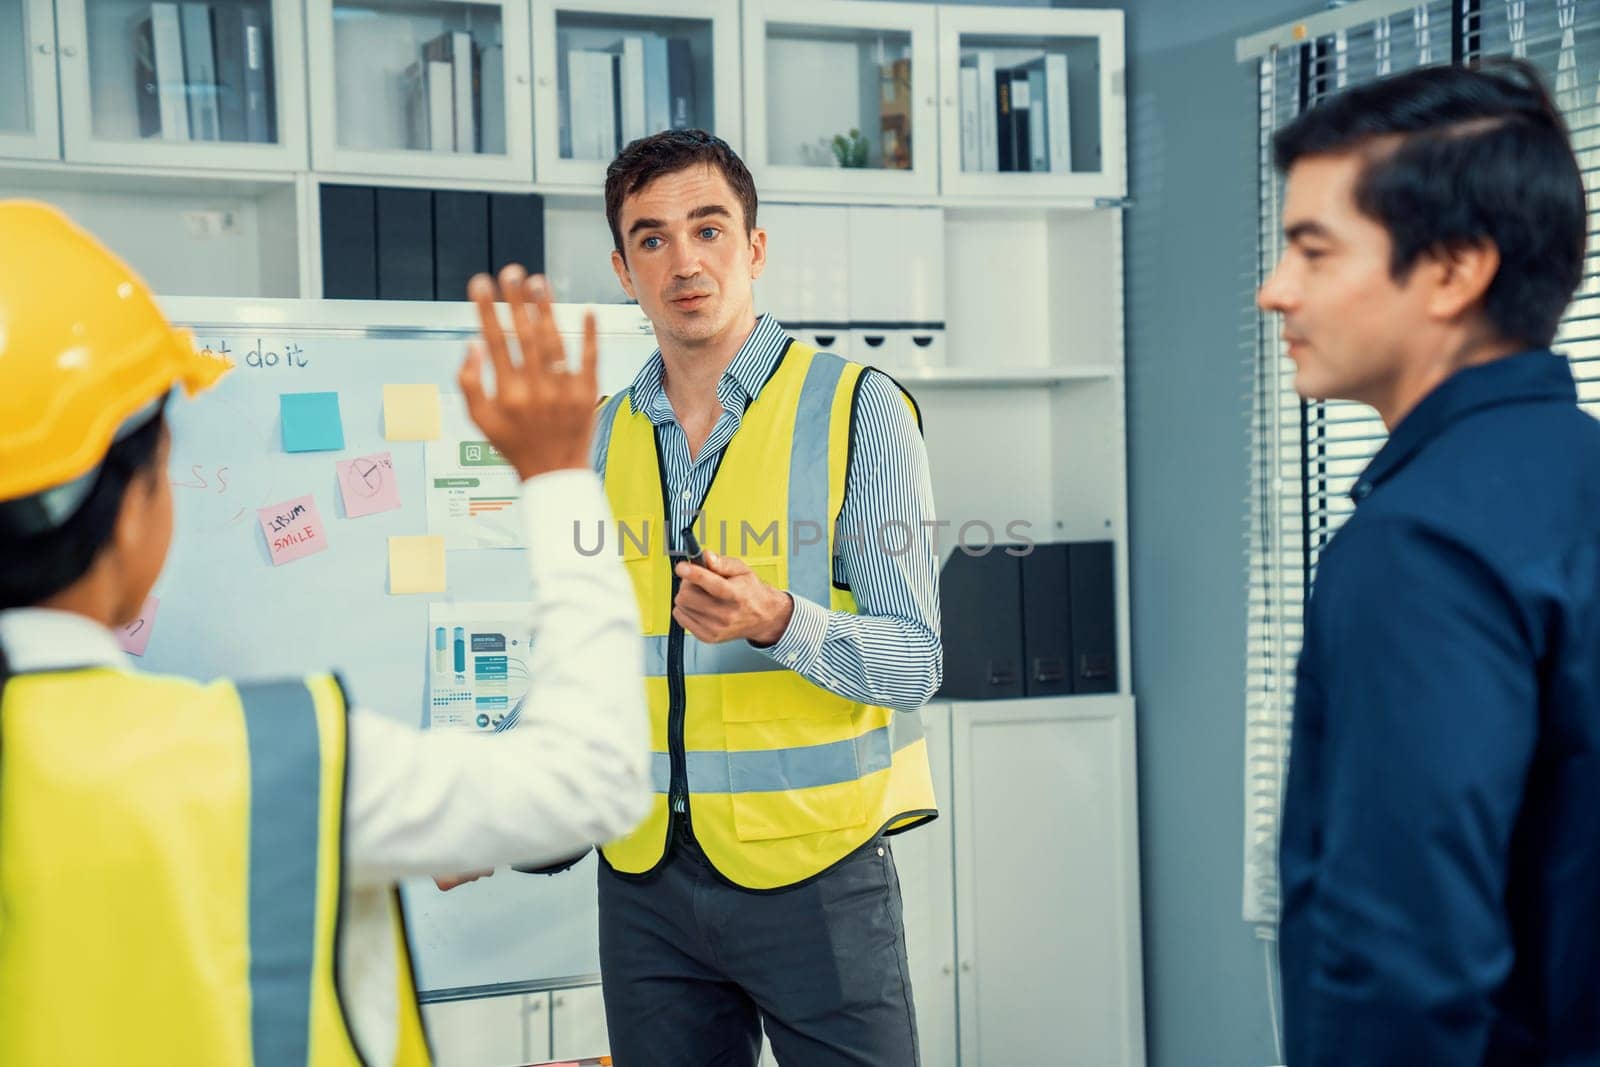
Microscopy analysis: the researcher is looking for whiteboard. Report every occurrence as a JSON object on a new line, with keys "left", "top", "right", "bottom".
{"left": 150, "top": 297, "right": 656, "bottom": 996}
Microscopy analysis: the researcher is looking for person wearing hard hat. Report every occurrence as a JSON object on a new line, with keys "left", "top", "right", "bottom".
{"left": 0, "top": 201, "right": 649, "bottom": 1066}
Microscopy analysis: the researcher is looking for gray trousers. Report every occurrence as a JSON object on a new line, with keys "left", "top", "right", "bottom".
{"left": 597, "top": 823, "right": 920, "bottom": 1067}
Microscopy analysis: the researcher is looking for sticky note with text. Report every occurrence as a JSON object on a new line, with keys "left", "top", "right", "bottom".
{"left": 259, "top": 494, "right": 330, "bottom": 565}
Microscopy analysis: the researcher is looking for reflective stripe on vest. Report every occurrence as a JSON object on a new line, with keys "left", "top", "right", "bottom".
{"left": 597, "top": 342, "right": 939, "bottom": 890}
{"left": 647, "top": 709, "right": 927, "bottom": 794}
{"left": 239, "top": 680, "right": 326, "bottom": 1064}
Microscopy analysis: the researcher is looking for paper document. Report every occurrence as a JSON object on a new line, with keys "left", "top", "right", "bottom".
{"left": 427, "top": 602, "right": 534, "bottom": 731}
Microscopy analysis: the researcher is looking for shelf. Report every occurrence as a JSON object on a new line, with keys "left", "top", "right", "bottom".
{"left": 896, "top": 364, "right": 1117, "bottom": 387}
{"left": 0, "top": 157, "right": 297, "bottom": 197}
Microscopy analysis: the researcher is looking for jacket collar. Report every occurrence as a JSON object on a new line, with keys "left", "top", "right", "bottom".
{"left": 1351, "top": 349, "right": 1576, "bottom": 503}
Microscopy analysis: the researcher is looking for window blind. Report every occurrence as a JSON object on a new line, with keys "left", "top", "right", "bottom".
{"left": 1241, "top": 0, "right": 1600, "bottom": 925}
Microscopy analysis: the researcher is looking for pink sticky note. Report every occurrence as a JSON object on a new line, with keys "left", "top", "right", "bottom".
{"left": 336, "top": 452, "right": 402, "bottom": 518}
{"left": 117, "top": 595, "right": 160, "bottom": 656}
{"left": 258, "top": 494, "right": 330, "bottom": 565}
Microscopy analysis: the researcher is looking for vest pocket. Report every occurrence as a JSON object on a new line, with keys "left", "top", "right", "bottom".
{"left": 721, "top": 674, "right": 868, "bottom": 841}
{"left": 614, "top": 514, "right": 660, "bottom": 630}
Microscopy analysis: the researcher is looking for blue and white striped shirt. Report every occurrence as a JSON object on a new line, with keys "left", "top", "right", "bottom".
{"left": 596, "top": 314, "right": 942, "bottom": 713}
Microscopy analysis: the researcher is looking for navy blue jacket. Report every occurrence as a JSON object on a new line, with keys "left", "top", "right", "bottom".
{"left": 1281, "top": 351, "right": 1600, "bottom": 1065}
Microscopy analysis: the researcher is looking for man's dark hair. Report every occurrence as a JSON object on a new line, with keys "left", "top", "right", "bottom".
{"left": 1273, "top": 60, "right": 1586, "bottom": 348}
{"left": 0, "top": 412, "right": 166, "bottom": 610}
{"left": 604, "top": 129, "right": 758, "bottom": 261}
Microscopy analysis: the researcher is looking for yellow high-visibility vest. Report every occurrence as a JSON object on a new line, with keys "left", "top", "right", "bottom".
{"left": 0, "top": 668, "right": 430, "bottom": 1066}
{"left": 596, "top": 340, "right": 938, "bottom": 890}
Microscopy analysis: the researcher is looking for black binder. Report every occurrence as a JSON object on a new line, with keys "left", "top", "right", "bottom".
{"left": 489, "top": 193, "right": 546, "bottom": 277}
{"left": 375, "top": 187, "right": 434, "bottom": 300}
{"left": 937, "top": 549, "right": 1024, "bottom": 700}
{"left": 433, "top": 191, "right": 489, "bottom": 302}
{"left": 319, "top": 184, "right": 377, "bottom": 300}
{"left": 1068, "top": 541, "right": 1117, "bottom": 693}
{"left": 1020, "top": 543, "right": 1072, "bottom": 697}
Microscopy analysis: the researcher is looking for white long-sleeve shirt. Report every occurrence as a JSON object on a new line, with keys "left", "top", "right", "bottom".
{"left": 0, "top": 468, "right": 649, "bottom": 1062}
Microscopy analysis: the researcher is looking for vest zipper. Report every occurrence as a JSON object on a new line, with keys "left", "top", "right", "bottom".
{"left": 667, "top": 575, "right": 689, "bottom": 826}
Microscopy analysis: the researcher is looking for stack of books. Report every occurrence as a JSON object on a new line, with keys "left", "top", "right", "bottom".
{"left": 562, "top": 32, "right": 698, "bottom": 160}
{"left": 403, "top": 30, "right": 504, "bottom": 155}
{"left": 132, "top": 1, "right": 275, "bottom": 143}
{"left": 958, "top": 51, "right": 1072, "bottom": 173}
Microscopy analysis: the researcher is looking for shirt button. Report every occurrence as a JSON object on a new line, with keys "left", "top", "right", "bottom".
{"left": 680, "top": 489, "right": 692, "bottom": 501}
{"left": 1353, "top": 483, "right": 1371, "bottom": 501}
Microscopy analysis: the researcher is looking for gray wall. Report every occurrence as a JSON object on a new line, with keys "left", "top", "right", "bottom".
{"left": 1100, "top": 2, "right": 1313, "bottom": 1065}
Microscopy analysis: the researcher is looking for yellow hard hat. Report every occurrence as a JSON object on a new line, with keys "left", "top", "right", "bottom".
{"left": 0, "top": 200, "right": 231, "bottom": 507}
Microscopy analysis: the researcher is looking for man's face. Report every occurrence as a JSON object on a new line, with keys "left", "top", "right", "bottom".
{"left": 610, "top": 164, "right": 766, "bottom": 348}
{"left": 1257, "top": 151, "right": 1431, "bottom": 405}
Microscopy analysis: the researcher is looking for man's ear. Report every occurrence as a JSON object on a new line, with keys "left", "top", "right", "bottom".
{"left": 1424, "top": 239, "right": 1501, "bottom": 324}
{"left": 611, "top": 248, "right": 636, "bottom": 301}
{"left": 749, "top": 226, "right": 767, "bottom": 281}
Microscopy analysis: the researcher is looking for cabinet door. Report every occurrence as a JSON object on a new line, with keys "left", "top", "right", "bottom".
{"left": 54, "top": 0, "right": 308, "bottom": 169}
{"left": 0, "top": 0, "right": 60, "bottom": 160}
{"left": 893, "top": 703, "right": 957, "bottom": 1067}
{"left": 531, "top": 0, "right": 740, "bottom": 189}
{"left": 306, "top": 0, "right": 532, "bottom": 180}
{"left": 422, "top": 994, "right": 531, "bottom": 1067}
{"left": 935, "top": 5, "right": 1125, "bottom": 202}
{"left": 742, "top": 0, "right": 939, "bottom": 199}
{"left": 550, "top": 982, "right": 610, "bottom": 1060}
{"left": 952, "top": 695, "right": 1144, "bottom": 1066}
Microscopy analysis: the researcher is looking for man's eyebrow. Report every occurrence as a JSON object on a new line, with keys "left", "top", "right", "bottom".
{"left": 1285, "top": 220, "right": 1333, "bottom": 243}
{"left": 626, "top": 216, "right": 665, "bottom": 238}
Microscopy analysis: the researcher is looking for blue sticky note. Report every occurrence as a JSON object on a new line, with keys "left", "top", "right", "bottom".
{"left": 280, "top": 391, "right": 345, "bottom": 453}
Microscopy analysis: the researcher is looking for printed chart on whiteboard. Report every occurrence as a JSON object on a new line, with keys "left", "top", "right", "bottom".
{"left": 425, "top": 398, "right": 526, "bottom": 549}
{"left": 427, "top": 603, "right": 533, "bottom": 732}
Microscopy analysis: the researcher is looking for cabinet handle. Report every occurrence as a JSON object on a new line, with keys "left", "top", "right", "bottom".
{"left": 943, "top": 96, "right": 955, "bottom": 107}
{"left": 553, "top": 995, "right": 565, "bottom": 1008}
{"left": 960, "top": 960, "right": 973, "bottom": 973}
{"left": 61, "top": 44, "right": 78, "bottom": 58}
{"left": 537, "top": 75, "right": 552, "bottom": 88}
{"left": 36, "top": 42, "right": 53, "bottom": 55}
{"left": 941, "top": 963, "right": 953, "bottom": 976}
{"left": 515, "top": 73, "right": 529, "bottom": 85}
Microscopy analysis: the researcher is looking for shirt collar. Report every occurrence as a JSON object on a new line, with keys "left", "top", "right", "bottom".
{"left": 626, "top": 314, "right": 790, "bottom": 425}
{"left": 0, "top": 607, "right": 130, "bottom": 673}
{"left": 1353, "top": 349, "right": 1577, "bottom": 503}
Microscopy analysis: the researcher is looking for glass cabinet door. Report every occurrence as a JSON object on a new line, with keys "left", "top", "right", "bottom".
{"left": 53, "top": 0, "right": 308, "bottom": 168}
{"left": 743, "top": 0, "right": 938, "bottom": 199}
{"left": 308, "top": 0, "right": 531, "bottom": 180}
{"left": 531, "top": 0, "right": 740, "bottom": 189}
{"left": 0, "top": 0, "right": 63, "bottom": 160}
{"left": 937, "top": 6, "right": 1125, "bottom": 201}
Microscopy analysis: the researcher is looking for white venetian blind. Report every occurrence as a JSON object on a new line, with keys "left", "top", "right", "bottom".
{"left": 1238, "top": 0, "right": 1600, "bottom": 924}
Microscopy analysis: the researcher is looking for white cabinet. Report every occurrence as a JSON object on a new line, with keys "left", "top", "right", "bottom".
{"left": 54, "top": 0, "right": 308, "bottom": 169}
{"left": 742, "top": 0, "right": 940, "bottom": 201}
{"left": 0, "top": 0, "right": 61, "bottom": 160}
{"left": 306, "top": 0, "right": 532, "bottom": 181}
{"left": 936, "top": 5, "right": 1125, "bottom": 201}
{"left": 950, "top": 695, "right": 1145, "bottom": 1066}
{"left": 531, "top": 0, "right": 740, "bottom": 190}
{"left": 424, "top": 993, "right": 542, "bottom": 1067}
{"left": 894, "top": 704, "right": 958, "bottom": 1067}
{"left": 550, "top": 982, "right": 610, "bottom": 1060}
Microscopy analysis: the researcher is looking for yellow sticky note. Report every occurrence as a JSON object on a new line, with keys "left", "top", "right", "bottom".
{"left": 389, "top": 535, "right": 446, "bottom": 595}
{"left": 384, "top": 384, "right": 441, "bottom": 441}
